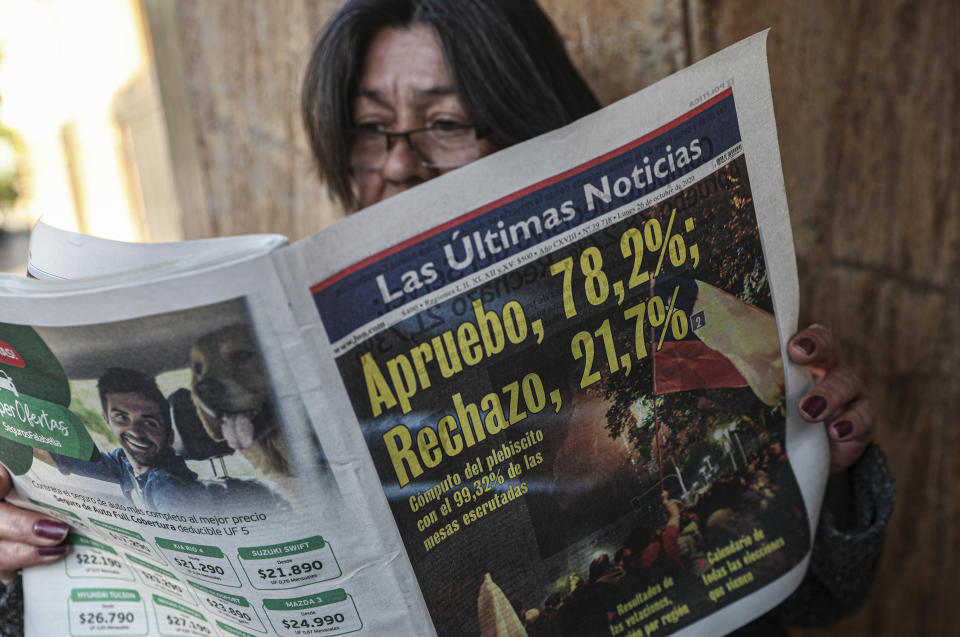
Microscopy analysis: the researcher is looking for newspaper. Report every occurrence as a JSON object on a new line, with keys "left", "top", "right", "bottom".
{"left": 1, "top": 32, "right": 827, "bottom": 637}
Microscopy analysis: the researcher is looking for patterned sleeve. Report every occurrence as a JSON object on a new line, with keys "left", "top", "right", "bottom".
{"left": 0, "top": 574, "right": 24, "bottom": 637}
{"left": 777, "top": 444, "right": 895, "bottom": 626}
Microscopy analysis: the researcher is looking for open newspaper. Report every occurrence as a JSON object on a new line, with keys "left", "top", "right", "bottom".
{"left": 1, "top": 32, "right": 827, "bottom": 637}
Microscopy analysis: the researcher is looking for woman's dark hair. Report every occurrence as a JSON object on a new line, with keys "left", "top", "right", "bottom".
{"left": 302, "top": 0, "right": 601, "bottom": 211}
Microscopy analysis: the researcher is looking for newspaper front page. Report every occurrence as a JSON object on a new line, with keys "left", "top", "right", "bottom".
{"left": 2, "top": 32, "right": 826, "bottom": 637}
{"left": 281, "top": 30, "right": 824, "bottom": 637}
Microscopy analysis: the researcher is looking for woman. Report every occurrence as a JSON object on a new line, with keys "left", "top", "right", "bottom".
{"left": 300, "top": 0, "right": 892, "bottom": 635}
{"left": 0, "top": 469, "right": 67, "bottom": 633}
{"left": 0, "top": 0, "right": 892, "bottom": 634}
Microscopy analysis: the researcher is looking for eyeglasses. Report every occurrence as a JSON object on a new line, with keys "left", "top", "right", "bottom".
{"left": 348, "top": 123, "right": 482, "bottom": 171}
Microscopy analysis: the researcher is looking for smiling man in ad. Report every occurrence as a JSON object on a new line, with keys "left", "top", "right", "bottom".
{"left": 41, "top": 368, "right": 211, "bottom": 512}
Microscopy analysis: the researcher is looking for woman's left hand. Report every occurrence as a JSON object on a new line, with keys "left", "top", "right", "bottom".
{"left": 788, "top": 324, "right": 875, "bottom": 474}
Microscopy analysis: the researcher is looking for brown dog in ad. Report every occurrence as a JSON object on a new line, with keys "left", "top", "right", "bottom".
{"left": 189, "top": 323, "right": 291, "bottom": 479}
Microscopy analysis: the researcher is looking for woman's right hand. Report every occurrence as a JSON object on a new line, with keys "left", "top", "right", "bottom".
{"left": 0, "top": 465, "right": 69, "bottom": 585}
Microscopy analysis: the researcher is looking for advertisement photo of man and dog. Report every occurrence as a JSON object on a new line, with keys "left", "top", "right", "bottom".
{"left": 20, "top": 297, "right": 332, "bottom": 516}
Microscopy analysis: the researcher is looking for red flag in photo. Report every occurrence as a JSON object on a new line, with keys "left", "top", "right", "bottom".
{"left": 652, "top": 277, "right": 783, "bottom": 405}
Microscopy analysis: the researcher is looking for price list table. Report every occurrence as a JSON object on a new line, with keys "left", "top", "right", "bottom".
{"left": 127, "top": 554, "right": 194, "bottom": 604}
{"left": 155, "top": 537, "right": 242, "bottom": 588}
{"left": 188, "top": 581, "right": 266, "bottom": 634}
{"left": 152, "top": 595, "right": 215, "bottom": 637}
{"left": 237, "top": 536, "right": 341, "bottom": 590}
{"left": 92, "top": 519, "right": 165, "bottom": 562}
{"left": 67, "top": 588, "right": 148, "bottom": 636}
{"left": 262, "top": 589, "right": 362, "bottom": 635}
{"left": 66, "top": 534, "right": 135, "bottom": 581}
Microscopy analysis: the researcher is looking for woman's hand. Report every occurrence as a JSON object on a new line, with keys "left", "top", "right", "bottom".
{"left": 788, "top": 324, "right": 875, "bottom": 474}
{"left": 0, "top": 465, "right": 70, "bottom": 585}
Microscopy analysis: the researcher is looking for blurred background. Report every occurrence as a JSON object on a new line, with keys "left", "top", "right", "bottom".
{"left": 0, "top": 0, "right": 956, "bottom": 634}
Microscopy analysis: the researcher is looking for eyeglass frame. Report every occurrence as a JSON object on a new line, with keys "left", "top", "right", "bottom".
{"left": 347, "top": 122, "right": 486, "bottom": 172}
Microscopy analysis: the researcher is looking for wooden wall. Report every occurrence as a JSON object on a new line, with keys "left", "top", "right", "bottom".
{"left": 142, "top": 0, "right": 343, "bottom": 240}
{"left": 683, "top": 3, "right": 959, "bottom": 635}
{"left": 144, "top": 1, "right": 959, "bottom": 634}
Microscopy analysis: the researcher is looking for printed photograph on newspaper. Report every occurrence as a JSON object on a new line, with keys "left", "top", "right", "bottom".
{"left": 0, "top": 298, "right": 322, "bottom": 514}
{"left": 0, "top": 298, "right": 352, "bottom": 636}
{"left": 314, "top": 87, "right": 809, "bottom": 637}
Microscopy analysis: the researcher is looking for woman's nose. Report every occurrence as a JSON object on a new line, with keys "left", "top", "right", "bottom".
{"left": 381, "top": 136, "right": 428, "bottom": 183}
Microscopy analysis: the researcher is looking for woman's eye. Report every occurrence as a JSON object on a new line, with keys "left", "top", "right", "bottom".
{"left": 356, "top": 122, "right": 387, "bottom": 133}
{"left": 429, "top": 121, "right": 471, "bottom": 140}
{"left": 431, "top": 120, "right": 467, "bottom": 131}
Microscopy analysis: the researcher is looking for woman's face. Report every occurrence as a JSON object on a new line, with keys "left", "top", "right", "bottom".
{"left": 351, "top": 26, "right": 495, "bottom": 209}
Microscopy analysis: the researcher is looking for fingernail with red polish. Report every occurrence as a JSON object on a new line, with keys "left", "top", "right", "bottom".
{"left": 38, "top": 545, "right": 68, "bottom": 557}
{"left": 34, "top": 520, "right": 69, "bottom": 541}
{"left": 800, "top": 395, "right": 827, "bottom": 418}
{"left": 793, "top": 337, "right": 816, "bottom": 355}
{"left": 833, "top": 421, "right": 854, "bottom": 438}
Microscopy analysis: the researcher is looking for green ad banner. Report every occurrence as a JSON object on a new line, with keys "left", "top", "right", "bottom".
{"left": 0, "top": 391, "right": 95, "bottom": 458}
{"left": 153, "top": 595, "right": 207, "bottom": 620}
{"left": 29, "top": 498, "right": 82, "bottom": 520}
{"left": 126, "top": 554, "right": 176, "bottom": 579}
{"left": 188, "top": 581, "right": 249, "bottom": 607}
{"left": 262, "top": 589, "right": 347, "bottom": 611}
{"left": 0, "top": 323, "right": 96, "bottom": 471}
{"left": 216, "top": 621, "right": 258, "bottom": 637}
{"left": 155, "top": 538, "right": 224, "bottom": 558}
{"left": 69, "top": 534, "right": 117, "bottom": 553}
{"left": 237, "top": 536, "right": 325, "bottom": 560}
{"left": 71, "top": 588, "right": 141, "bottom": 603}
